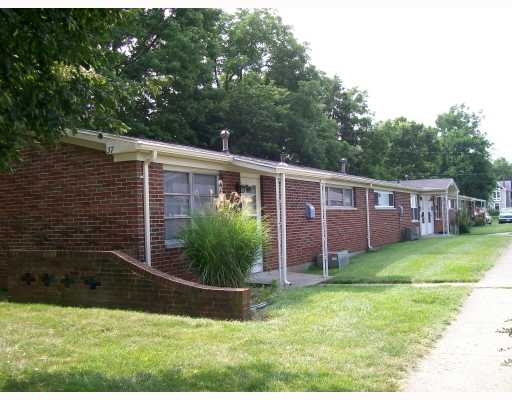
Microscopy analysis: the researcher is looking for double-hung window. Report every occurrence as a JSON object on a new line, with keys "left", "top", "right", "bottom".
{"left": 326, "top": 186, "right": 354, "bottom": 207}
{"left": 164, "top": 171, "right": 217, "bottom": 246}
{"left": 374, "top": 190, "right": 394, "bottom": 208}
{"left": 410, "top": 193, "right": 419, "bottom": 221}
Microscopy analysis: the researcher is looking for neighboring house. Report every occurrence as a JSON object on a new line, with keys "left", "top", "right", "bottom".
{"left": 0, "top": 130, "right": 485, "bottom": 293}
{"left": 490, "top": 181, "right": 512, "bottom": 211}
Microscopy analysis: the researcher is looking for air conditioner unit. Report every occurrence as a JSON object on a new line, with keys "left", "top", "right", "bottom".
{"left": 316, "top": 250, "right": 350, "bottom": 270}
{"left": 401, "top": 226, "right": 420, "bottom": 241}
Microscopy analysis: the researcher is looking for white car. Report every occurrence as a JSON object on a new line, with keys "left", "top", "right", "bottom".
{"left": 499, "top": 208, "right": 512, "bottom": 224}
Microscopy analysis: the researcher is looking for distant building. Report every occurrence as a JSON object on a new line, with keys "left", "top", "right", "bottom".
{"left": 490, "top": 180, "right": 512, "bottom": 211}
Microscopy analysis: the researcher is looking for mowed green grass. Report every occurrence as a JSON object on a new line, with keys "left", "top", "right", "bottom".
{"left": 469, "top": 219, "right": 512, "bottom": 235}
{"left": 0, "top": 286, "right": 468, "bottom": 391}
{"left": 315, "top": 235, "right": 511, "bottom": 284}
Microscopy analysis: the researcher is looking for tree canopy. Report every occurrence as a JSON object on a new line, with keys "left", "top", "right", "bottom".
{"left": 0, "top": 8, "right": 500, "bottom": 199}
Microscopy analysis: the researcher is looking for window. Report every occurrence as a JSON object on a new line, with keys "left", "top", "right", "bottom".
{"left": 410, "top": 194, "right": 419, "bottom": 221}
{"left": 326, "top": 186, "right": 354, "bottom": 207}
{"left": 374, "top": 190, "right": 394, "bottom": 208}
{"left": 164, "top": 171, "right": 217, "bottom": 245}
{"left": 449, "top": 199, "right": 456, "bottom": 209}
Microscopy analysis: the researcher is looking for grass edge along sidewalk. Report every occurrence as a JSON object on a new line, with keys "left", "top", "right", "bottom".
{"left": 309, "top": 234, "right": 512, "bottom": 284}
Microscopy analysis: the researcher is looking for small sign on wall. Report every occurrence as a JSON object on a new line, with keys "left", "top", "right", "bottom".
{"left": 305, "top": 202, "right": 315, "bottom": 219}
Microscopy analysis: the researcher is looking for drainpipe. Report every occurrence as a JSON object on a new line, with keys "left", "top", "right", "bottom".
{"left": 319, "top": 181, "right": 329, "bottom": 279}
{"left": 143, "top": 151, "right": 157, "bottom": 266}
{"left": 275, "top": 175, "right": 283, "bottom": 287}
{"left": 365, "top": 187, "right": 373, "bottom": 249}
{"left": 280, "top": 172, "right": 290, "bottom": 286}
{"left": 445, "top": 192, "right": 449, "bottom": 235}
{"left": 456, "top": 192, "right": 460, "bottom": 234}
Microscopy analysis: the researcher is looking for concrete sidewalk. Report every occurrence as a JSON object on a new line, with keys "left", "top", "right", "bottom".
{"left": 404, "top": 244, "right": 512, "bottom": 391}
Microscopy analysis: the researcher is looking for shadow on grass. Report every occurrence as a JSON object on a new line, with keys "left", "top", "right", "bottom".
{"left": 1, "top": 361, "right": 356, "bottom": 392}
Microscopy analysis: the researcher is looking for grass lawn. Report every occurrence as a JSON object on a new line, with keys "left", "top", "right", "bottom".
{"left": 0, "top": 286, "right": 469, "bottom": 391}
{"left": 311, "top": 234, "right": 511, "bottom": 284}
{"left": 469, "top": 219, "right": 512, "bottom": 235}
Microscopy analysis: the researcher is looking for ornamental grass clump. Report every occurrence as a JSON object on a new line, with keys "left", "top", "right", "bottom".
{"left": 180, "top": 192, "right": 269, "bottom": 288}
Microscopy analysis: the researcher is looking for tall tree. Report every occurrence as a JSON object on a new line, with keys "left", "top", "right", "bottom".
{"left": 0, "top": 9, "right": 125, "bottom": 170}
{"left": 436, "top": 104, "right": 495, "bottom": 199}
{"left": 493, "top": 157, "right": 512, "bottom": 180}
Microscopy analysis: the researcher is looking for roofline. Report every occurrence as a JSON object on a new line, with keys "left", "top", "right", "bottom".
{"left": 63, "top": 129, "right": 458, "bottom": 194}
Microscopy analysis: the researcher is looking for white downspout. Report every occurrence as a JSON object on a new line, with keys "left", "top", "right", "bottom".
{"left": 456, "top": 192, "right": 460, "bottom": 234}
{"left": 275, "top": 175, "right": 283, "bottom": 287}
{"left": 280, "top": 173, "right": 290, "bottom": 285}
{"left": 320, "top": 181, "right": 328, "bottom": 279}
{"left": 143, "top": 151, "right": 157, "bottom": 266}
{"left": 445, "top": 192, "right": 449, "bottom": 235}
{"left": 365, "top": 187, "right": 373, "bottom": 249}
{"left": 143, "top": 160, "right": 152, "bottom": 266}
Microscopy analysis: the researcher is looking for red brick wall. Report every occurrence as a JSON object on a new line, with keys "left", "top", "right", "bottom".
{"left": 219, "top": 171, "right": 240, "bottom": 195}
{"left": 284, "top": 179, "right": 322, "bottom": 267}
{"left": 8, "top": 250, "right": 250, "bottom": 320}
{"left": 0, "top": 143, "right": 145, "bottom": 289}
{"left": 326, "top": 188, "right": 368, "bottom": 253}
{"left": 368, "top": 190, "right": 418, "bottom": 248}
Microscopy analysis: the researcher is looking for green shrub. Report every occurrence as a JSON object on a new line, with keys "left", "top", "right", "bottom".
{"left": 456, "top": 208, "right": 472, "bottom": 234}
{"left": 179, "top": 207, "right": 269, "bottom": 288}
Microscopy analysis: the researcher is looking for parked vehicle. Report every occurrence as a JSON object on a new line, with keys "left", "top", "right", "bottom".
{"left": 498, "top": 208, "right": 512, "bottom": 224}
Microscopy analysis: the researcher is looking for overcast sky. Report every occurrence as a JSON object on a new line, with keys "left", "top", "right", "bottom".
{"left": 276, "top": 6, "right": 512, "bottom": 161}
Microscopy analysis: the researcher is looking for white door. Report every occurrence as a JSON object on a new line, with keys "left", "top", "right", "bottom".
{"left": 240, "top": 176, "right": 263, "bottom": 273}
{"left": 420, "top": 196, "right": 434, "bottom": 235}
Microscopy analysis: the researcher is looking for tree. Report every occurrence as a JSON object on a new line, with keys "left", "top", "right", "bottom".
{"left": 436, "top": 104, "right": 495, "bottom": 199}
{"left": 0, "top": 9, "right": 126, "bottom": 170}
{"left": 493, "top": 157, "right": 512, "bottom": 180}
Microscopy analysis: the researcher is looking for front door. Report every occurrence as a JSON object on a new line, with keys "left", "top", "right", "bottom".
{"left": 420, "top": 196, "right": 434, "bottom": 235}
{"left": 240, "top": 176, "right": 263, "bottom": 273}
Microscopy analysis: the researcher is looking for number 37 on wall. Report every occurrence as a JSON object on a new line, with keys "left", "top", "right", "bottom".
{"left": 106, "top": 145, "right": 115, "bottom": 154}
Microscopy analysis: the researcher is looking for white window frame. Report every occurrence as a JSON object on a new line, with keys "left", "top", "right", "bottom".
{"left": 410, "top": 193, "right": 419, "bottom": 222}
{"left": 325, "top": 185, "right": 355, "bottom": 209}
{"left": 374, "top": 190, "right": 395, "bottom": 209}
{"left": 164, "top": 170, "right": 218, "bottom": 248}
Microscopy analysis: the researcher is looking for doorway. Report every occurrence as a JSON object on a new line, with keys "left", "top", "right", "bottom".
{"left": 420, "top": 196, "right": 434, "bottom": 236}
{"left": 240, "top": 175, "right": 263, "bottom": 273}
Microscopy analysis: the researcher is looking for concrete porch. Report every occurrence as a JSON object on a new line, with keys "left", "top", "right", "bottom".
{"left": 247, "top": 269, "right": 328, "bottom": 288}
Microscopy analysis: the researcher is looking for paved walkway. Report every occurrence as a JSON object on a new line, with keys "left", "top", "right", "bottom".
{"left": 404, "top": 244, "right": 512, "bottom": 391}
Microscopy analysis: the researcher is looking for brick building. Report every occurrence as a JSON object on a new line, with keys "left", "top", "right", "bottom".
{"left": 0, "top": 130, "right": 482, "bottom": 311}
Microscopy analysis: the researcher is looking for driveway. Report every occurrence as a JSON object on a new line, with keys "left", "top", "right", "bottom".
{"left": 404, "top": 243, "right": 512, "bottom": 391}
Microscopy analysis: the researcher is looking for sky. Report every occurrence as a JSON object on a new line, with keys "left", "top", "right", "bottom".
{"left": 275, "top": 6, "right": 512, "bottom": 161}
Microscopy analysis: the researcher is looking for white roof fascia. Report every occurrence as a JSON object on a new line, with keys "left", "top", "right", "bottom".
{"left": 66, "top": 130, "right": 452, "bottom": 194}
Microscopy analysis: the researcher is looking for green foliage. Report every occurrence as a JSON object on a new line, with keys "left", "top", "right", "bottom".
{"left": 493, "top": 157, "right": 512, "bottom": 180}
{"left": 0, "top": 7, "right": 498, "bottom": 199}
{"left": 179, "top": 207, "right": 268, "bottom": 288}
{"left": 456, "top": 208, "right": 472, "bottom": 234}
{"left": 0, "top": 9, "right": 127, "bottom": 170}
{"left": 436, "top": 105, "right": 496, "bottom": 200}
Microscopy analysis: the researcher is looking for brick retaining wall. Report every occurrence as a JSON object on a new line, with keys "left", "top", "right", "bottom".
{"left": 7, "top": 250, "right": 250, "bottom": 320}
